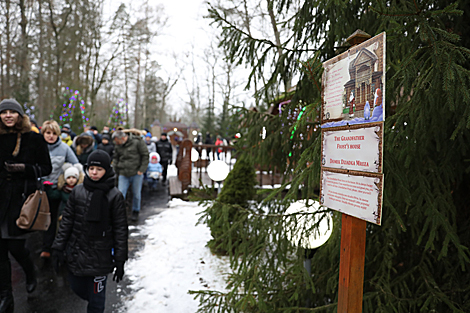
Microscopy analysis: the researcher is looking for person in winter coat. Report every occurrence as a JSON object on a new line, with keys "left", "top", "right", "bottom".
{"left": 214, "top": 135, "right": 224, "bottom": 160}
{"left": 57, "top": 163, "right": 84, "bottom": 219}
{"left": 72, "top": 132, "right": 95, "bottom": 165}
{"left": 155, "top": 132, "right": 173, "bottom": 185}
{"left": 96, "top": 133, "right": 114, "bottom": 159}
{"left": 0, "top": 99, "right": 52, "bottom": 312}
{"left": 112, "top": 130, "right": 149, "bottom": 221}
{"left": 89, "top": 126, "right": 102, "bottom": 145}
{"left": 205, "top": 132, "right": 213, "bottom": 154}
{"left": 62, "top": 123, "right": 76, "bottom": 140}
{"left": 60, "top": 127, "right": 74, "bottom": 146}
{"left": 40, "top": 120, "right": 80, "bottom": 259}
{"left": 52, "top": 150, "right": 128, "bottom": 313}
{"left": 145, "top": 133, "right": 156, "bottom": 154}
{"left": 146, "top": 152, "right": 163, "bottom": 191}
{"left": 29, "top": 118, "right": 40, "bottom": 133}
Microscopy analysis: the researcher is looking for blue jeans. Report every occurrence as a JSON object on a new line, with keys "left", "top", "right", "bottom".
{"left": 118, "top": 174, "right": 143, "bottom": 212}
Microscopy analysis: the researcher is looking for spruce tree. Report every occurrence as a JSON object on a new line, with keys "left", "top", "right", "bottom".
{"left": 201, "top": 154, "right": 257, "bottom": 256}
{"left": 192, "top": 1, "right": 470, "bottom": 312}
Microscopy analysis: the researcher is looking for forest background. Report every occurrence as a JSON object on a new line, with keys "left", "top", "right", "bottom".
{"left": 0, "top": 0, "right": 256, "bottom": 135}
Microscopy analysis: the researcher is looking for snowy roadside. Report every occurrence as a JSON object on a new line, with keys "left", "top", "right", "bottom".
{"left": 122, "top": 198, "right": 231, "bottom": 312}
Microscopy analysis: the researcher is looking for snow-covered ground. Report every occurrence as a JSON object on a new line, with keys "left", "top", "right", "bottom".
{"left": 122, "top": 198, "right": 231, "bottom": 312}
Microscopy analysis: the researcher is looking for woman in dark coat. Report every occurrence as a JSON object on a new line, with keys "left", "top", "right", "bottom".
{"left": 0, "top": 99, "right": 52, "bottom": 312}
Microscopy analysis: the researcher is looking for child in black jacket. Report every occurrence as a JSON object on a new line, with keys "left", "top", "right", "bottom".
{"left": 52, "top": 150, "right": 128, "bottom": 313}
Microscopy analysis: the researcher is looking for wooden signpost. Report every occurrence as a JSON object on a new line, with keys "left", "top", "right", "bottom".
{"left": 319, "top": 30, "right": 386, "bottom": 313}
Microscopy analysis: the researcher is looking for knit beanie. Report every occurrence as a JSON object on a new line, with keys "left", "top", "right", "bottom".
{"left": 0, "top": 99, "right": 24, "bottom": 117}
{"left": 102, "top": 133, "right": 110, "bottom": 141}
{"left": 87, "top": 150, "right": 111, "bottom": 172}
{"left": 64, "top": 166, "right": 80, "bottom": 180}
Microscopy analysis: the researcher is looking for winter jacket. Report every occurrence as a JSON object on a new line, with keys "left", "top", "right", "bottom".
{"left": 156, "top": 138, "right": 173, "bottom": 163}
{"left": 71, "top": 133, "right": 95, "bottom": 165}
{"left": 113, "top": 133, "right": 149, "bottom": 177}
{"left": 215, "top": 138, "right": 224, "bottom": 153}
{"left": 146, "top": 141, "right": 156, "bottom": 154}
{"left": 97, "top": 142, "right": 114, "bottom": 159}
{"left": 52, "top": 176, "right": 128, "bottom": 277}
{"left": 0, "top": 115, "right": 52, "bottom": 238}
{"left": 42, "top": 138, "right": 79, "bottom": 187}
{"left": 147, "top": 162, "right": 163, "bottom": 173}
{"left": 61, "top": 134, "right": 73, "bottom": 146}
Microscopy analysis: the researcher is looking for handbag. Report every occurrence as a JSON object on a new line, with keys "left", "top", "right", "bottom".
{"left": 16, "top": 165, "right": 51, "bottom": 231}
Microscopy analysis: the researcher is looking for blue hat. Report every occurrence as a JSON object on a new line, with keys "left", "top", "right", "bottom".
{"left": 146, "top": 133, "right": 152, "bottom": 138}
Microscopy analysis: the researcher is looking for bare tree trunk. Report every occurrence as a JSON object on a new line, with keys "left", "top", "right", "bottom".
{"left": 0, "top": 33, "right": 4, "bottom": 99}
{"left": 143, "top": 45, "right": 149, "bottom": 128}
{"left": 5, "top": 0, "right": 12, "bottom": 98}
{"left": 37, "top": 0, "right": 45, "bottom": 121}
{"left": 134, "top": 42, "right": 142, "bottom": 128}
{"left": 123, "top": 40, "right": 130, "bottom": 125}
{"left": 47, "top": 1, "right": 73, "bottom": 105}
{"left": 267, "top": 0, "right": 290, "bottom": 91}
{"left": 18, "top": 0, "right": 29, "bottom": 103}
{"left": 142, "top": 0, "right": 150, "bottom": 128}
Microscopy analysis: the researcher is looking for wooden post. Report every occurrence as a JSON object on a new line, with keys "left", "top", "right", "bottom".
{"left": 337, "top": 30, "right": 371, "bottom": 313}
{"left": 337, "top": 214, "right": 367, "bottom": 313}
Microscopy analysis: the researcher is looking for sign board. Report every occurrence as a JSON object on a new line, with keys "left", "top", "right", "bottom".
{"left": 320, "top": 32, "right": 385, "bottom": 226}
{"left": 322, "top": 123, "right": 383, "bottom": 173}
{"left": 319, "top": 30, "right": 387, "bottom": 313}
{"left": 321, "top": 32, "right": 386, "bottom": 128}
{"left": 320, "top": 169, "right": 383, "bottom": 225}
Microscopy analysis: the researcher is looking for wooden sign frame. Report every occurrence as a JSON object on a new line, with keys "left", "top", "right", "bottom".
{"left": 321, "top": 122, "right": 383, "bottom": 173}
{"left": 320, "top": 168, "right": 383, "bottom": 225}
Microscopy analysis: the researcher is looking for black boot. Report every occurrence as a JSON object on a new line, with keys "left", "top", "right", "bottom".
{"left": 0, "top": 260, "right": 14, "bottom": 313}
{"left": 15, "top": 251, "right": 37, "bottom": 293}
{"left": 131, "top": 210, "right": 139, "bottom": 221}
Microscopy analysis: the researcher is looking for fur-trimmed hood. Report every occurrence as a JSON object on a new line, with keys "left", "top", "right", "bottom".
{"left": 0, "top": 115, "right": 31, "bottom": 135}
{"left": 72, "top": 132, "right": 95, "bottom": 148}
{"left": 123, "top": 128, "right": 146, "bottom": 137}
{"left": 71, "top": 132, "right": 95, "bottom": 157}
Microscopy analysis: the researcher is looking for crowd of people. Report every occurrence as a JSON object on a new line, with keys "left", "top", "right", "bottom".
{"left": 0, "top": 98, "right": 174, "bottom": 313}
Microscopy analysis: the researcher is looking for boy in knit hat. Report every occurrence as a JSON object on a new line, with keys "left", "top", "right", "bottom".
{"left": 52, "top": 150, "right": 128, "bottom": 313}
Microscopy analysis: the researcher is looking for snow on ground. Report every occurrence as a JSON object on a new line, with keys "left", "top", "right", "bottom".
{"left": 123, "top": 198, "right": 231, "bottom": 312}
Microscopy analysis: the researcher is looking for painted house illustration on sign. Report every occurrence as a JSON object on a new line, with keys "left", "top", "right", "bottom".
{"left": 321, "top": 32, "right": 385, "bottom": 128}
{"left": 344, "top": 46, "right": 383, "bottom": 118}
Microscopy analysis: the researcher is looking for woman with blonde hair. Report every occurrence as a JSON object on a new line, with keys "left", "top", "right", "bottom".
{"left": 40, "top": 120, "right": 79, "bottom": 259}
{"left": 0, "top": 99, "right": 52, "bottom": 312}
